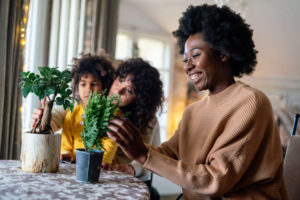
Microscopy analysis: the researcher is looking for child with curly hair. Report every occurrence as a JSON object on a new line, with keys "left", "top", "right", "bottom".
{"left": 60, "top": 53, "right": 117, "bottom": 163}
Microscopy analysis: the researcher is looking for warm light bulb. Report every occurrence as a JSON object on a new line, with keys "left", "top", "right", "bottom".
{"left": 20, "top": 106, "right": 23, "bottom": 113}
{"left": 21, "top": 28, "right": 25, "bottom": 32}
{"left": 21, "top": 38, "right": 26, "bottom": 46}
{"left": 21, "top": 33, "right": 25, "bottom": 38}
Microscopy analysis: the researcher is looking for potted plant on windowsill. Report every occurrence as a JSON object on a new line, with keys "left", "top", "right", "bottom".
{"left": 20, "top": 67, "right": 74, "bottom": 173}
{"left": 76, "top": 90, "right": 120, "bottom": 183}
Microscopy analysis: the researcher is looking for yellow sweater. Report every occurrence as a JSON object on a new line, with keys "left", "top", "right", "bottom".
{"left": 144, "top": 81, "right": 288, "bottom": 199}
{"left": 61, "top": 104, "right": 117, "bottom": 164}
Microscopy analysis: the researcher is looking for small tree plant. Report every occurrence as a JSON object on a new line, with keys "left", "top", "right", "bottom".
{"left": 82, "top": 90, "right": 121, "bottom": 151}
{"left": 20, "top": 66, "right": 74, "bottom": 134}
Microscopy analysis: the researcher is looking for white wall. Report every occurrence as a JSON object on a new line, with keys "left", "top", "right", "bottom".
{"left": 246, "top": 0, "right": 300, "bottom": 79}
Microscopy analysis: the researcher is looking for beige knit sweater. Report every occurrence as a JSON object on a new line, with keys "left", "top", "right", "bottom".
{"left": 144, "top": 81, "right": 288, "bottom": 200}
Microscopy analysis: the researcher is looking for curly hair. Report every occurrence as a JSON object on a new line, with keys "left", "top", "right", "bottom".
{"left": 116, "top": 58, "right": 164, "bottom": 131}
{"left": 173, "top": 4, "right": 258, "bottom": 77}
{"left": 71, "top": 52, "right": 115, "bottom": 100}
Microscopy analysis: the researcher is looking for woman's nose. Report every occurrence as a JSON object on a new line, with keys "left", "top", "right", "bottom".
{"left": 184, "top": 59, "right": 194, "bottom": 72}
{"left": 116, "top": 86, "right": 126, "bottom": 95}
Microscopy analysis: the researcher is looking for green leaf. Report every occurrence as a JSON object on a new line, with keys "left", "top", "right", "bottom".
{"left": 66, "top": 89, "right": 72, "bottom": 96}
{"left": 56, "top": 97, "right": 63, "bottom": 105}
{"left": 38, "top": 66, "right": 50, "bottom": 78}
{"left": 20, "top": 71, "right": 30, "bottom": 78}
{"left": 45, "top": 88, "right": 55, "bottom": 96}
{"left": 22, "top": 84, "right": 32, "bottom": 98}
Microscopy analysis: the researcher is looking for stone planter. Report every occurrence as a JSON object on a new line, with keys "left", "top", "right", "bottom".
{"left": 21, "top": 132, "right": 61, "bottom": 173}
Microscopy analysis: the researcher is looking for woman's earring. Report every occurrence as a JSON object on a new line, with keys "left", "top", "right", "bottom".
{"left": 220, "top": 54, "right": 229, "bottom": 62}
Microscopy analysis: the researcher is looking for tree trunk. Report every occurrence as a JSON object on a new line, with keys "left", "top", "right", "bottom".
{"left": 40, "top": 100, "right": 54, "bottom": 134}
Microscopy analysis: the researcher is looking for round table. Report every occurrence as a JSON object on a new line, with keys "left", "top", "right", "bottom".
{"left": 0, "top": 160, "right": 149, "bottom": 200}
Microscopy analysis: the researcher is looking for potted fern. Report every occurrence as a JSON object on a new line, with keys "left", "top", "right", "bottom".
{"left": 76, "top": 91, "right": 120, "bottom": 183}
{"left": 20, "top": 66, "right": 74, "bottom": 173}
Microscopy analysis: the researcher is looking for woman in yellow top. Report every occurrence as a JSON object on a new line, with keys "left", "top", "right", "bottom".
{"left": 60, "top": 53, "right": 117, "bottom": 164}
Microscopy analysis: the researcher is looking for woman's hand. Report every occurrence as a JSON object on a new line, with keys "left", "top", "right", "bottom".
{"left": 106, "top": 117, "right": 148, "bottom": 164}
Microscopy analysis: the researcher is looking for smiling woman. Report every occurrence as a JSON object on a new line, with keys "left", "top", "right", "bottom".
{"left": 106, "top": 4, "right": 288, "bottom": 200}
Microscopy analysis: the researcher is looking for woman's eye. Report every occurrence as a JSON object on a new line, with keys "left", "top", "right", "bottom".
{"left": 128, "top": 89, "right": 134, "bottom": 95}
{"left": 192, "top": 54, "right": 200, "bottom": 59}
{"left": 183, "top": 59, "right": 188, "bottom": 63}
{"left": 80, "top": 83, "right": 86, "bottom": 87}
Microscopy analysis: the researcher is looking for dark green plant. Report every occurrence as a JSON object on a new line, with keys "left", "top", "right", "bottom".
{"left": 20, "top": 66, "right": 74, "bottom": 134}
{"left": 81, "top": 90, "right": 121, "bottom": 151}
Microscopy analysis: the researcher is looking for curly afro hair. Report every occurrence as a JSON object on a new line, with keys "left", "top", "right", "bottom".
{"left": 116, "top": 58, "right": 164, "bottom": 131}
{"left": 71, "top": 52, "right": 115, "bottom": 101}
{"left": 173, "top": 4, "right": 258, "bottom": 77}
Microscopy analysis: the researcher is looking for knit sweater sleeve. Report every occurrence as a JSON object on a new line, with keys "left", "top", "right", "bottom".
{"left": 143, "top": 90, "right": 280, "bottom": 196}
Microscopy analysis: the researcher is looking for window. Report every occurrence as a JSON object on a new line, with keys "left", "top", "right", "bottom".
{"left": 115, "top": 30, "right": 171, "bottom": 142}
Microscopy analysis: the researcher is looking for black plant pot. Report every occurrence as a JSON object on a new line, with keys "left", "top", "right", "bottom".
{"left": 76, "top": 148, "right": 104, "bottom": 183}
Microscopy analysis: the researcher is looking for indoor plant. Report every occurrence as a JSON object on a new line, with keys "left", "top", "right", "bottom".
{"left": 76, "top": 90, "right": 120, "bottom": 183}
{"left": 20, "top": 66, "right": 74, "bottom": 172}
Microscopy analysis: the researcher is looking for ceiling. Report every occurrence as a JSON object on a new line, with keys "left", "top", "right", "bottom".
{"left": 121, "top": 0, "right": 251, "bottom": 35}
{"left": 121, "top": 0, "right": 207, "bottom": 34}
{"left": 119, "top": 0, "right": 300, "bottom": 79}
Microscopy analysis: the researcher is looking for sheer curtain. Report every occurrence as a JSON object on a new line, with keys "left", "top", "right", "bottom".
{"left": 22, "top": 0, "right": 120, "bottom": 132}
{"left": 0, "top": 0, "right": 120, "bottom": 158}
{"left": 0, "top": 0, "right": 29, "bottom": 159}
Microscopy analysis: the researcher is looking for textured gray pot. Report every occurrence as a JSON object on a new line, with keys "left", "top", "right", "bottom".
{"left": 75, "top": 148, "right": 104, "bottom": 183}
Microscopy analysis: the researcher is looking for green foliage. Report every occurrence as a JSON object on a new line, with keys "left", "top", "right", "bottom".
{"left": 81, "top": 90, "right": 120, "bottom": 151}
{"left": 20, "top": 66, "right": 75, "bottom": 111}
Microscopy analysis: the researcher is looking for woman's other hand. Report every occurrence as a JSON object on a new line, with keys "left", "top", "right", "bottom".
{"left": 102, "top": 163, "right": 135, "bottom": 176}
{"left": 60, "top": 153, "right": 75, "bottom": 162}
{"left": 107, "top": 117, "right": 148, "bottom": 164}
{"left": 102, "top": 163, "right": 114, "bottom": 170}
{"left": 114, "top": 164, "right": 135, "bottom": 175}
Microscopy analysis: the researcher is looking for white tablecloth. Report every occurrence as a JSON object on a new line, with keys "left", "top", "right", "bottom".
{"left": 0, "top": 160, "right": 149, "bottom": 200}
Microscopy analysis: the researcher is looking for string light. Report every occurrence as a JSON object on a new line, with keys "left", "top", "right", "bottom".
{"left": 21, "top": 38, "right": 26, "bottom": 46}
{"left": 20, "top": 1, "right": 29, "bottom": 49}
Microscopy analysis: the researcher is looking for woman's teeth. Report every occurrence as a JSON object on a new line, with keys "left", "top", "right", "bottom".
{"left": 190, "top": 73, "right": 200, "bottom": 80}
